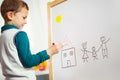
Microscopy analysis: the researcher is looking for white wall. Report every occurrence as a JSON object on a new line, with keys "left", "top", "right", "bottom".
{"left": 23, "top": 0, "right": 50, "bottom": 75}
{"left": 0, "top": 0, "right": 4, "bottom": 31}
{"left": 0, "top": 0, "right": 50, "bottom": 79}
{"left": 23, "top": 0, "right": 49, "bottom": 53}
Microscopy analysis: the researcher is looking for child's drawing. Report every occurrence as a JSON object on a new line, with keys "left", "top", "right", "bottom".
{"left": 80, "top": 36, "right": 110, "bottom": 62}
{"left": 61, "top": 47, "right": 76, "bottom": 68}
{"left": 81, "top": 42, "right": 89, "bottom": 62}
{"left": 98, "top": 36, "right": 110, "bottom": 59}
{"left": 62, "top": 35, "right": 73, "bottom": 47}
{"left": 90, "top": 46, "right": 98, "bottom": 60}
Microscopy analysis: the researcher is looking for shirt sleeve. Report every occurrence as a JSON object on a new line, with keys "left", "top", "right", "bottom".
{"left": 14, "top": 31, "right": 50, "bottom": 68}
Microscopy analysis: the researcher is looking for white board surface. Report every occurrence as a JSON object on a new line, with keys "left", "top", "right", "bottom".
{"left": 51, "top": 0, "right": 120, "bottom": 80}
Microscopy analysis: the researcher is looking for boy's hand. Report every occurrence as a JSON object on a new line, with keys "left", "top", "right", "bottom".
{"left": 47, "top": 43, "right": 63, "bottom": 56}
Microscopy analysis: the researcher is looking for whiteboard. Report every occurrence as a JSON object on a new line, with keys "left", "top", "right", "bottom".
{"left": 51, "top": 0, "right": 120, "bottom": 80}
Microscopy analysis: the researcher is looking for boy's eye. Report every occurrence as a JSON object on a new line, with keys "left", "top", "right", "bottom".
{"left": 23, "top": 17, "right": 27, "bottom": 19}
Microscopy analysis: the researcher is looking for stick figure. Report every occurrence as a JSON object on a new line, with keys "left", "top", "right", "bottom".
{"left": 98, "top": 36, "right": 110, "bottom": 59}
{"left": 90, "top": 46, "right": 98, "bottom": 60}
{"left": 81, "top": 42, "right": 89, "bottom": 62}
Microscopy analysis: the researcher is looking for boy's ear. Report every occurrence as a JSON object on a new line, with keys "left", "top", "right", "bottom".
{"left": 6, "top": 11, "right": 14, "bottom": 20}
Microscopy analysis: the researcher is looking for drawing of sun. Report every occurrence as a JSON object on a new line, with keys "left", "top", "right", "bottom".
{"left": 56, "top": 15, "right": 62, "bottom": 23}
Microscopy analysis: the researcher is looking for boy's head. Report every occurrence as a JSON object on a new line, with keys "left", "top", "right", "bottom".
{"left": 0, "top": 0, "right": 29, "bottom": 29}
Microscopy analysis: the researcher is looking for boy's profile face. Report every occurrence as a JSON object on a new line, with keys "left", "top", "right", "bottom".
{"left": 10, "top": 7, "right": 28, "bottom": 29}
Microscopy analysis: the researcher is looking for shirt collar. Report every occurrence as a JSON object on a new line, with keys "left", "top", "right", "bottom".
{"left": 1, "top": 24, "right": 19, "bottom": 33}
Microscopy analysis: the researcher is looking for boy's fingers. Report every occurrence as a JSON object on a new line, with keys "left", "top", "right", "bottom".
{"left": 56, "top": 43, "right": 63, "bottom": 50}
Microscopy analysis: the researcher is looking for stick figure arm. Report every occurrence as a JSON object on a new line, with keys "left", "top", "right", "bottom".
{"left": 87, "top": 50, "right": 92, "bottom": 53}
{"left": 97, "top": 45, "right": 102, "bottom": 52}
{"left": 105, "top": 37, "right": 110, "bottom": 43}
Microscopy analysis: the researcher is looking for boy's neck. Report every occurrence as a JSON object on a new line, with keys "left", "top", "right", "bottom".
{"left": 5, "top": 21, "right": 13, "bottom": 25}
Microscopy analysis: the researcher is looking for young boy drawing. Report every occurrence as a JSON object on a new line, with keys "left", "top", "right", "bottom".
{"left": 0, "top": 0, "right": 63, "bottom": 80}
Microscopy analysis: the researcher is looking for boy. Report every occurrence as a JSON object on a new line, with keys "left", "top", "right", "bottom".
{"left": 0, "top": 0, "right": 63, "bottom": 80}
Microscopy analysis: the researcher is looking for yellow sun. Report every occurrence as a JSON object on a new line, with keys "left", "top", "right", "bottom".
{"left": 56, "top": 15, "right": 62, "bottom": 23}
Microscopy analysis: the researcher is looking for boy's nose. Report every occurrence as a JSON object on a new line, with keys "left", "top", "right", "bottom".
{"left": 24, "top": 20, "right": 27, "bottom": 24}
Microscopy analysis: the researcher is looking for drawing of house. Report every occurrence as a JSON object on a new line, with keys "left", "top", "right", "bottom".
{"left": 61, "top": 47, "right": 77, "bottom": 68}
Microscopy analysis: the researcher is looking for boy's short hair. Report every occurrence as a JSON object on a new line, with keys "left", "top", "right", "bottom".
{"left": 0, "top": 0, "right": 29, "bottom": 22}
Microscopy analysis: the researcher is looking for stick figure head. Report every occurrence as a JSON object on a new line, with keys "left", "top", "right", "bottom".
{"left": 82, "top": 42, "right": 87, "bottom": 49}
{"left": 100, "top": 36, "right": 106, "bottom": 42}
